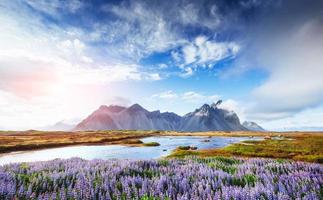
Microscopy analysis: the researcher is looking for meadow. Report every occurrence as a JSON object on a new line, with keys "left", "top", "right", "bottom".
{"left": 1, "top": 130, "right": 322, "bottom": 163}
{"left": 0, "top": 130, "right": 157, "bottom": 153}
{"left": 0, "top": 157, "right": 322, "bottom": 200}
{"left": 170, "top": 133, "right": 323, "bottom": 163}
{"left": 0, "top": 131, "right": 322, "bottom": 199}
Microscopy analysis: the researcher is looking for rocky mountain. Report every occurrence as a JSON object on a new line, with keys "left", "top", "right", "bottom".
{"left": 242, "top": 121, "right": 266, "bottom": 131}
{"left": 74, "top": 101, "right": 249, "bottom": 131}
{"left": 74, "top": 105, "right": 126, "bottom": 130}
{"left": 180, "top": 102, "right": 247, "bottom": 132}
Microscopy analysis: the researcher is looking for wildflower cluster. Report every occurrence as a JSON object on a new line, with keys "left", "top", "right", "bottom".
{"left": 0, "top": 157, "right": 322, "bottom": 199}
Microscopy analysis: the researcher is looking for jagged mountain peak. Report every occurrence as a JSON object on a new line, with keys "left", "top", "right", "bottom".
{"left": 74, "top": 103, "right": 250, "bottom": 131}
{"left": 193, "top": 100, "right": 224, "bottom": 116}
{"left": 211, "top": 100, "right": 222, "bottom": 109}
{"left": 127, "top": 103, "right": 147, "bottom": 112}
{"left": 193, "top": 104, "right": 211, "bottom": 116}
{"left": 200, "top": 103, "right": 211, "bottom": 110}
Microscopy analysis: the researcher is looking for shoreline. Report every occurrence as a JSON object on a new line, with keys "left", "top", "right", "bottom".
{"left": 0, "top": 130, "right": 322, "bottom": 163}
{"left": 0, "top": 134, "right": 257, "bottom": 156}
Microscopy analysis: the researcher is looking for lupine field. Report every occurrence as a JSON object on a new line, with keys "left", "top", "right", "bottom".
{"left": 0, "top": 157, "right": 322, "bottom": 200}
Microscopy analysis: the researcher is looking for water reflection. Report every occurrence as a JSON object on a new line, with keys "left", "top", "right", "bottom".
{"left": 0, "top": 136, "right": 262, "bottom": 165}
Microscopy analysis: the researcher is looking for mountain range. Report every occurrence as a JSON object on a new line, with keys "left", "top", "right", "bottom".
{"left": 74, "top": 100, "right": 264, "bottom": 132}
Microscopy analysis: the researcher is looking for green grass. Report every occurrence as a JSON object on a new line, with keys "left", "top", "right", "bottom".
{"left": 169, "top": 135, "right": 323, "bottom": 163}
{"left": 177, "top": 146, "right": 191, "bottom": 150}
{"left": 168, "top": 150, "right": 199, "bottom": 158}
{"left": 123, "top": 139, "right": 143, "bottom": 144}
{"left": 143, "top": 142, "right": 160, "bottom": 146}
{"left": 230, "top": 174, "right": 258, "bottom": 187}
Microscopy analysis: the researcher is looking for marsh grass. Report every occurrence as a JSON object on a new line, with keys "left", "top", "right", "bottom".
{"left": 169, "top": 135, "right": 323, "bottom": 163}
{"left": 0, "top": 130, "right": 156, "bottom": 153}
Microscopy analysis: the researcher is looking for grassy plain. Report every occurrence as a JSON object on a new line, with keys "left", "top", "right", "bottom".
{"left": 169, "top": 132, "right": 323, "bottom": 163}
{"left": 0, "top": 130, "right": 156, "bottom": 153}
{"left": 0, "top": 130, "right": 322, "bottom": 163}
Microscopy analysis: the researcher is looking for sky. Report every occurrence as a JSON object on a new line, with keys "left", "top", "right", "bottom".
{"left": 0, "top": 0, "right": 323, "bottom": 131}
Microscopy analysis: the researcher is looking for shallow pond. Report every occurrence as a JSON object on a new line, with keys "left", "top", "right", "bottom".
{"left": 0, "top": 136, "right": 262, "bottom": 165}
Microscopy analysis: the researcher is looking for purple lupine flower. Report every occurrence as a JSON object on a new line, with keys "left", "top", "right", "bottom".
{"left": 0, "top": 157, "right": 321, "bottom": 199}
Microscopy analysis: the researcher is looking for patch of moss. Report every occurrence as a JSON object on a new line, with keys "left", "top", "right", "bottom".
{"left": 177, "top": 146, "right": 198, "bottom": 150}
{"left": 177, "top": 146, "right": 191, "bottom": 150}
{"left": 143, "top": 142, "right": 160, "bottom": 146}
{"left": 123, "top": 139, "right": 143, "bottom": 144}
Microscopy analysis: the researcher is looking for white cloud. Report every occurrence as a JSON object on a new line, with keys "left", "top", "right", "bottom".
{"left": 158, "top": 63, "right": 168, "bottom": 69}
{"left": 218, "top": 99, "right": 246, "bottom": 121}
{"left": 99, "top": 1, "right": 185, "bottom": 61}
{"left": 249, "top": 19, "right": 323, "bottom": 117}
{"left": 180, "top": 67, "right": 194, "bottom": 78}
{"left": 174, "top": 36, "right": 240, "bottom": 75}
{"left": 182, "top": 91, "right": 205, "bottom": 102}
{"left": 208, "top": 0, "right": 323, "bottom": 129}
{"left": 178, "top": 2, "right": 220, "bottom": 29}
{"left": 147, "top": 73, "right": 162, "bottom": 81}
{"left": 25, "top": 0, "right": 83, "bottom": 16}
{"left": 81, "top": 56, "right": 93, "bottom": 63}
{"left": 151, "top": 90, "right": 178, "bottom": 99}
{"left": 152, "top": 90, "right": 220, "bottom": 104}
{"left": 171, "top": 50, "right": 182, "bottom": 63}
{"left": 57, "top": 38, "right": 85, "bottom": 55}
{"left": 259, "top": 105, "right": 323, "bottom": 131}
{"left": 96, "top": 0, "right": 227, "bottom": 68}
{"left": 183, "top": 44, "right": 198, "bottom": 65}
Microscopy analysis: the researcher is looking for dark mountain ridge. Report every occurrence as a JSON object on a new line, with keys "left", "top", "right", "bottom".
{"left": 74, "top": 101, "right": 254, "bottom": 131}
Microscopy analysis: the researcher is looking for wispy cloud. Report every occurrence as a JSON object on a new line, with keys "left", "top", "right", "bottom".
{"left": 151, "top": 90, "right": 178, "bottom": 99}
{"left": 25, "top": 0, "right": 83, "bottom": 16}
{"left": 151, "top": 90, "right": 220, "bottom": 103}
{"left": 96, "top": 0, "right": 238, "bottom": 75}
{"left": 172, "top": 36, "right": 240, "bottom": 76}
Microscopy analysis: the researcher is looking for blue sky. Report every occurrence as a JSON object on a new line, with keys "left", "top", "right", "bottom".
{"left": 0, "top": 0, "right": 323, "bottom": 130}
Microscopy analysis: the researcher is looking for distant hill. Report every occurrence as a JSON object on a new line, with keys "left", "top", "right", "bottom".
{"left": 39, "top": 121, "right": 75, "bottom": 131}
{"left": 242, "top": 121, "right": 266, "bottom": 131}
{"left": 74, "top": 100, "right": 250, "bottom": 132}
